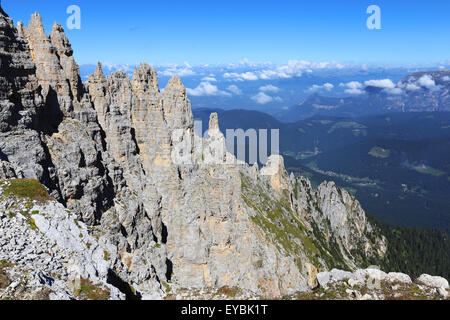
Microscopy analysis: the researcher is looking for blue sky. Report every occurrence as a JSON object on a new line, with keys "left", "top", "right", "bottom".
{"left": 3, "top": 0, "right": 450, "bottom": 66}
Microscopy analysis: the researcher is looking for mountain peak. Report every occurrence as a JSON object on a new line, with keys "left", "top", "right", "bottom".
{"left": 208, "top": 112, "right": 220, "bottom": 131}
{"left": 29, "top": 12, "right": 43, "bottom": 29}
{"left": 94, "top": 61, "right": 105, "bottom": 79}
{"left": 50, "top": 22, "right": 74, "bottom": 57}
{"left": 132, "top": 62, "right": 159, "bottom": 92}
{"left": 16, "top": 21, "right": 24, "bottom": 37}
{"left": 165, "top": 75, "right": 185, "bottom": 91}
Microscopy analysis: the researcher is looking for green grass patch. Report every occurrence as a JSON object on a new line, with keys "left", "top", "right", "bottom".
{"left": 73, "top": 279, "right": 110, "bottom": 300}
{"left": 0, "top": 179, "right": 51, "bottom": 202}
{"left": 0, "top": 260, "right": 15, "bottom": 289}
{"left": 368, "top": 147, "right": 391, "bottom": 159}
{"left": 413, "top": 166, "right": 445, "bottom": 177}
{"left": 161, "top": 281, "right": 171, "bottom": 293}
{"left": 217, "top": 286, "right": 241, "bottom": 298}
{"left": 27, "top": 218, "right": 38, "bottom": 231}
{"left": 328, "top": 122, "right": 367, "bottom": 134}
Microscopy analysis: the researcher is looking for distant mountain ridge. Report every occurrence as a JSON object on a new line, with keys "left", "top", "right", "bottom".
{"left": 276, "top": 70, "right": 450, "bottom": 123}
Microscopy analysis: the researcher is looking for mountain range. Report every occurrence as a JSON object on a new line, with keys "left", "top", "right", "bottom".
{"left": 276, "top": 70, "right": 450, "bottom": 122}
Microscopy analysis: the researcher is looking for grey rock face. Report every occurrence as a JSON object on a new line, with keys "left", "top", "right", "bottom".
{"left": 0, "top": 181, "right": 124, "bottom": 300}
{"left": 20, "top": 13, "right": 73, "bottom": 117}
{"left": 417, "top": 274, "right": 449, "bottom": 289}
{"left": 15, "top": 13, "right": 123, "bottom": 225}
{"left": 293, "top": 178, "right": 387, "bottom": 269}
{"left": 312, "top": 267, "right": 449, "bottom": 300}
{"left": 86, "top": 63, "right": 170, "bottom": 296}
{"left": 49, "top": 23, "right": 83, "bottom": 102}
{"left": 0, "top": 8, "right": 58, "bottom": 197}
{"left": 0, "top": 8, "right": 43, "bottom": 132}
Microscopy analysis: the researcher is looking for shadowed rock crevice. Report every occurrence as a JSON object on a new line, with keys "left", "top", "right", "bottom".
{"left": 161, "top": 223, "right": 168, "bottom": 244}
{"left": 37, "top": 87, "right": 64, "bottom": 134}
{"left": 165, "top": 259, "right": 173, "bottom": 282}
{"left": 106, "top": 270, "right": 141, "bottom": 300}
{"left": 38, "top": 138, "right": 65, "bottom": 203}
{"left": 0, "top": 150, "right": 8, "bottom": 161}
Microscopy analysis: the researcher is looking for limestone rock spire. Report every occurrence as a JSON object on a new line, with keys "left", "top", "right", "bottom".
{"left": 94, "top": 61, "right": 106, "bottom": 80}
{"left": 28, "top": 12, "right": 45, "bottom": 35}
{"left": 132, "top": 62, "right": 159, "bottom": 93}
{"left": 162, "top": 75, "right": 193, "bottom": 131}
{"left": 260, "top": 155, "right": 290, "bottom": 196}
{"left": 50, "top": 22, "right": 74, "bottom": 56}
{"left": 16, "top": 21, "right": 24, "bottom": 37}
{"left": 18, "top": 11, "right": 85, "bottom": 116}
{"left": 49, "top": 21, "right": 83, "bottom": 101}
{"left": 165, "top": 75, "right": 184, "bottom": 90}
{"left": 208, "top": 112, "right": 220, "bottom": 132}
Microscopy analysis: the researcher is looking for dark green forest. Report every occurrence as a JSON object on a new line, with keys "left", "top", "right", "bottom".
{"left": 368, "top": 216, "right": 450, "bottom": 280}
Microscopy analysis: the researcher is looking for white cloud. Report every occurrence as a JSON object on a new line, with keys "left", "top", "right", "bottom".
{"left": 442, "top": 76, "right": 450, "bottom": 81}
{"left": 345, "top": 88, "right": 364, "bottom": 95}
{"left": 251, "top": 92, "right": 273, "bottom": 104}
{"left": 405, "top": 83, "right": 421, "bottom": 91}
{"left": 418, "top": 75, "right": 440, "bottom": 91}
{"left": 259, "top": 69, "right": 291, "bottom": 80}
{"left": 160, "top": 64, "right": 196, "bottom": 77}
{"left": 418, "top": 75, "right": 435, "bottom": 88}
{"left": 323, "top": 83, "right": 334, "bottom": 91}
{"left": 241, "top": 72, "right": 259, "bottom": 81}
{"left": 274, "top": 96, "right": 283, "bottom": 102}
{"left": 385, "top": 87, "right": 404, "bottom": 95}
{"left": 339, "top": 81, "right": 364, "bottom": 95}
{"left": 399, "top": 74, "right": 442, "bottom": 92}
{"left": 260, "top": 85, "right": 280, "bottom": 93}
{"left": 364, "top": 79, "right": 396, "bottom": 89}
{"left": 187, "top": 82, "right": 231, "bottom": 97}
{"left": 223, "top": 60, "right": 350, "bottom": 81}
{"left": 343, "top": 81, "right": 363, "bottom": 89}
{"left": 340, "top": 82, "right": 362, "bottom": 95}
{"left": 251, "top": 92, "right": 282, "bottom": 104}
{"left": 259, "top": 60, "right": 343, "bottom": 80}
{"left": 202, "top": 76, "right": 217, "bottom": 82}
{"left": 223, "top": 72, "right": 258, "bottom": 81}
{"left": 227, "top": 85, "right": 242, "bottom": 95}
{"left": 103, "top": 63, "right": 135, "bottom": 73}
{"left": 307, "top": 83, "right": 334, "bottom": 92}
